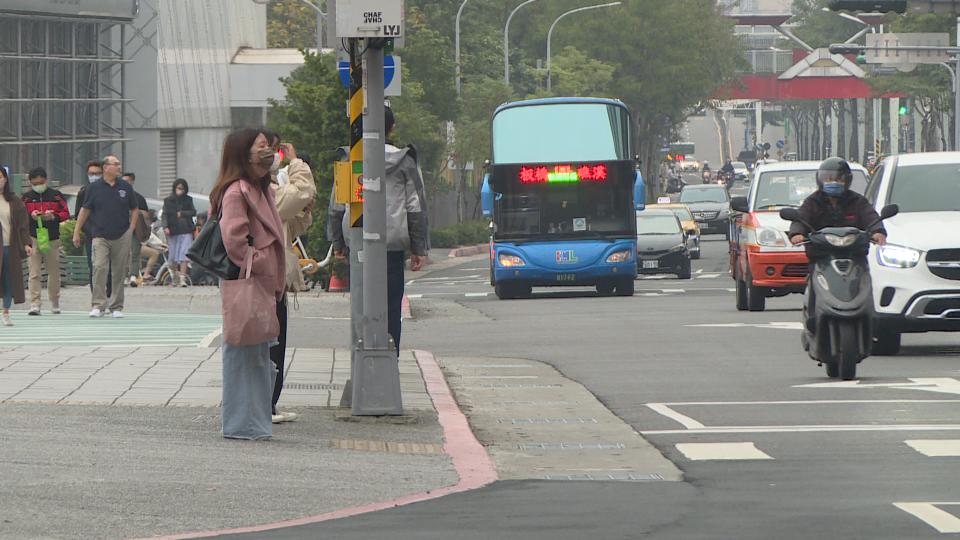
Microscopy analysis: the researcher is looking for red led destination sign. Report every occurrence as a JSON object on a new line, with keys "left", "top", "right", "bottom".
{"left": 518, "top": 164, "right": 608, "bottom": 184}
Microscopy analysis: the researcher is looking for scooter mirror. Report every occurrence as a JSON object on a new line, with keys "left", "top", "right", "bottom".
{"left": 880, "top": 204, "right": 899, "bottom": 220}
{"left": 779, "top": 207, "right": 801, "bottom": 221}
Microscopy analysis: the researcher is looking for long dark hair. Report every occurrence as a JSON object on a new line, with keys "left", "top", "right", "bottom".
{"left": 0, "top": 166, "right": 12, "bottom": 202}
{"left": 210, "top": 128, "right": 269, "bottom": 212}
{"left": 171, "top": 178, "right": 189, "bottom": 196}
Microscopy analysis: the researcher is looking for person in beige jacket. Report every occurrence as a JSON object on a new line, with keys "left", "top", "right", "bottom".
{"left": 264, "top": 134, "right": 317, "bottom": 424}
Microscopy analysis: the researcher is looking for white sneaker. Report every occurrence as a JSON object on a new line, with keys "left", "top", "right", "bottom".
{"left": 27, "top": 306, "right": 40, "bottom": 316}
{"left": 51, "top": 306, "right": 60, "bottom": 314}
{"left": 89, "top": 308, "right": 103, "bottom": 318}
{"left": 112, "top": 311, "right": 124, "bottom": 319}
{"left": 180, "top": 276, "right": 188, "bottom": 287}
{"left": 271, "top": 411, "right": 298, "bottom": 424}
{"left": 129, "top": 276, "right": 139, "bottom": 287}
{"left": 1, "top": 314, "right": 12, "bottom": 326}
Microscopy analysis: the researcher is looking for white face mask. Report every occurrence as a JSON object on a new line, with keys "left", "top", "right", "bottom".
{"left": 88, "top": 175, "right": 101, "bottom": 183}
{"left": 270, "top": 152, "right": 281, "bottom": 172}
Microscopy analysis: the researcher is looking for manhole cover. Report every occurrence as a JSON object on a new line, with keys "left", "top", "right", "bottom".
{"left": 329, "top": 439, "right": 444, "bottom": 455}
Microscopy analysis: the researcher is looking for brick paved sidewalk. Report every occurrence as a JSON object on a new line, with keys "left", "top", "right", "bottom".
{"left": 0, "top": 346, "right": 433, "bottom": 411}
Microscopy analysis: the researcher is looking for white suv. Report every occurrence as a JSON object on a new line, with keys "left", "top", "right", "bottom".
{"left": 867, "top": 152, "right": 960, "bottom": 354}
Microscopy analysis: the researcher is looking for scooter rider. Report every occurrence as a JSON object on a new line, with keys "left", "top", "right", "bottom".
{"left": 788, "top": 157, "right": 886, "bottom": 329}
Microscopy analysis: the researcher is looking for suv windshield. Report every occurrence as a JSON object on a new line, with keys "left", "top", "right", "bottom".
{"left": 754, "top": 169, "right": 868, "bottom": 209}
{"left": 888, "top": 163, "right": 960, "bottom": 212}
{"left": 680, "top": 188, "right": 727, "bottom": 204}
{"left": 493, "top": 103, "right": 630, "bottom": 164}
{"left": 637, "top": 215, "right": 680, "bottom": 235}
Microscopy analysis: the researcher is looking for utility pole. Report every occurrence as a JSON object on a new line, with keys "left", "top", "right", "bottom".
{"left": 333, "top": 0, "right": 404, "bottom": 416}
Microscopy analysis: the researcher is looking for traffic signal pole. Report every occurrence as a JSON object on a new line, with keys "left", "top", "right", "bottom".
{"left": 351, "top": 38, "right": 403, "bottom": 416}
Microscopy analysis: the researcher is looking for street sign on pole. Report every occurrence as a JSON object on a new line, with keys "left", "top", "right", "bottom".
{"left": 338, "top": 55, "right": 400, "bottom": 95}
{"left": 865, "top": 33, "right": 951, "bottom": 65}
{"left": 336, "top": 0, "right": 403, "bottom": 37}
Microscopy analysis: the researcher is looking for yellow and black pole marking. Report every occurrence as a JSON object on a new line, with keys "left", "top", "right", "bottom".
{"left": 348, "top": 38, "right": 364, "bottom": 227}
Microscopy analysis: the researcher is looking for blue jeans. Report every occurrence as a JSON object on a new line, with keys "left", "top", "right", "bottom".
{"left": 1, "top": 246, "right": 12, "bottom": 309}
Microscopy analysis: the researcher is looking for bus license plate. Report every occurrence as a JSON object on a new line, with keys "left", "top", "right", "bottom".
{"left": 642, "top": 260, "right": 658, "bottom": 269}
{"left": 556, "top": 273, "right": 576, "bottom": 282}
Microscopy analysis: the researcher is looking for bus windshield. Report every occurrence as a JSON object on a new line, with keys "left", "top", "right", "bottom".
{"left": 492, "top": 102, "right": 630, "bottom": 164}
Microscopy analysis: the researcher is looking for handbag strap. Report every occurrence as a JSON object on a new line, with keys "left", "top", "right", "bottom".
{"left": 243, "top": 235, "right": 254, "bottom": 279}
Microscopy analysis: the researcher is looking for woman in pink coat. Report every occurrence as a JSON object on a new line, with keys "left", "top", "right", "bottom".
{"left": 210, "top": 128, "right": 286, "bottom": 440}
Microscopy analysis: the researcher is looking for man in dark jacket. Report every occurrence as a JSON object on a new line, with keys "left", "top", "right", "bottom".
{"left": 22, "top": 168, "right": 71, "bottom": 315}
{"left": 789, "top": 157, "right": 886, "bottom": 331}
{"left": 788, "top": 157, "right": 886, "bottom": 257}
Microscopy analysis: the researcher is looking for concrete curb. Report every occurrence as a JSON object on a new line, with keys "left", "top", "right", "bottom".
{"left": 448, "top": 244, "right": 488, "bottom": 258}
{"left": 132, "top": 350, "right": 497, "bottom": 540}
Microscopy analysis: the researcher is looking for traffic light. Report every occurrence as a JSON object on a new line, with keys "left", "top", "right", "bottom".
{"left": 898, "top": 104, "right": 909, "bottom": 115}
{"left": 826, "top": 0, "right": 907, "bottom": 12}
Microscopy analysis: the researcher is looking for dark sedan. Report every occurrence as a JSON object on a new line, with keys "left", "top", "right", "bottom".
{"left": 636, "top": 209, "right": 691, "bottom": 279}
{"left": 679, "top": 184, "right": 731, "bottom": 239}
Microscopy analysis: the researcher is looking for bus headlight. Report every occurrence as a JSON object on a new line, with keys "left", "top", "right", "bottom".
{"left": 877, "top": 244, "right": 921, "bottom": 268}
{"left": 498, "top": 254, "right": 525, "bottom": 267}
{"left": 606, "top": 250, "right": 632, "bottom": 263}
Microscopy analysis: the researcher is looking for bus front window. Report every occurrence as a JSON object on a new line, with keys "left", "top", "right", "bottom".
{"left": 493, "top": 103, "right": 629, "bottom": 165}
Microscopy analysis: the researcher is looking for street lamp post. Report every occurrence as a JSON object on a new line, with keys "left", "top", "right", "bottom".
{"left": 504, "top": 0, "right": 538, "bottom": 85}
{"left": 455, "top": 0, "right": 469, "bottom": 98}
{"left": 546, "top": 2, "right": 620, "bottom": 92}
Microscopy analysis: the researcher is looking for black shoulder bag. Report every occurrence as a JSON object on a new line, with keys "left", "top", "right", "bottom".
{"left": 187, "top": 209, "right": 242, "bottom": 280}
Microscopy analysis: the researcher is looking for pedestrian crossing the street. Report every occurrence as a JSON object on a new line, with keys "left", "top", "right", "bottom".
{"left": 0, "top": 311, "right": 222, "bottom": 347}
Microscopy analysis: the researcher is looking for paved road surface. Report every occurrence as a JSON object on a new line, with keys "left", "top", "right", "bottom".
{"left": 231, "top": 233, "right": 960, "bottom": 539}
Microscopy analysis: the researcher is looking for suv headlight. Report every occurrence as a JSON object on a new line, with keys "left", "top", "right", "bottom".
{"left": 824, "top": 233, "right": 857, "bottom": 247}
{"left": 877, "top": 244, "right": 921, "bottom": 268}
{"left": 498, "top": 254, "right": 525, "bottom": 267}
{"left": 606, "top": 250, "right": 632, "bottom": 263}
{"left": 757, "top": 227, "right": 787, "bottom": 247}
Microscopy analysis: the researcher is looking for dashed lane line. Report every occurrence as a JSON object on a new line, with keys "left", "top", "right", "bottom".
{"left": 675, "top": 442, "right": 773, "bottom": 461}
{"left": 905, "top": 440, "right": 960, "bottom": 457}
{"left": 894, "top": 503, "right": 960, "bottom": 534}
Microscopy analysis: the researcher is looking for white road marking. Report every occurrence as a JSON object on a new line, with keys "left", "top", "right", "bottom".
{"left": 661, "top": 289, "right": 686, "bottom": 293}
{"left": 656, "top": 399, "right": 960, "bottom": 406}
{"left": 697, "top": 273, "right": 722, "bottom": 279}
{"left": 643, "top": 424, "right": 960, "bottom": 435}
{"left": 675, "top": 442, "right": 773, "bottom": 461}
{"left": 647, "top": 403, "right": 705, "bottom": 429}
{"left": 639, "top": 293, "right": 665, "bottom": 297}
{"left": 414, "top": 274, "right": 482, "bottom": 282}
{"left": 794, "top": 378, "right": 960, "bottom": 396}
{"left": 407, "top": 294, "right": 423, "bottom": 299}
{"left": 905, "top": 440, "right": 960, "bottom": 457}
{"left": 459, "top": 375, "right": 539, "bottom": 379}
{"left": 198, "top": 326, "right": 222, "bottom": 348}
{"left": 695, "top": 268, "right": 704, "bottom": 274}
{"left": 465, "top": 292, "right": 489, "bottom": 297}
{"left": 894, "top": 503, "right": 960, "bottom": 533}
{"left": 686, "top": 322, "right": 803, "bottom": 330}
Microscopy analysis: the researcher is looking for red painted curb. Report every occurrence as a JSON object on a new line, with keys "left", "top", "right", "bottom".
{"left": 448, "top": 244, "right": 487, "bottom": 258}
{"left": 130, "top": 351, "right": 497, "bottom": 540}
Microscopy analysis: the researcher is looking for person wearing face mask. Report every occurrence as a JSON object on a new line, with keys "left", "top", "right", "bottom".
{"left": 162, "top": 178, "right": 196, "bottom": 287}
{"left": 22, "top": 168, "right": 70, "bottom": 315}
{"left": 75, "top": 160, "right": 109, "bottom": 294}
{"left": 0, "top": 166, "right": 34, "bottom": 326}
{"left": 260, "top": 130, "right": 316, "bottom": 424}
{"left": 122, "top": 172, "right": 150, "bottom": 287}
{"left": 789, "top": 157, "right": 886, "bottom": 330}
{"left": 211, "top": 128, "right": 285, "bottom": 440}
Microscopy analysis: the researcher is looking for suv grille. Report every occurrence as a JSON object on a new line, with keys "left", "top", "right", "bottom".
{"left": 782, "top": 264, "right": 809, "bottom": 278}
{"left": 927, "top": 249, "right": 960, "bottom": 280}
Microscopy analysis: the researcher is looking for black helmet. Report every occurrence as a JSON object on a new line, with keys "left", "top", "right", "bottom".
{"left": 816, "top": 157, "right": 853, "bottom": 188}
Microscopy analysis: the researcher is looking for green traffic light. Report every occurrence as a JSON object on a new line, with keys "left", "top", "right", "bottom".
{"left": 856, "top": 54, "right": 867, "bottom": 65}
{"left": 899, "top": 105, "right": 909, "bottom": 115}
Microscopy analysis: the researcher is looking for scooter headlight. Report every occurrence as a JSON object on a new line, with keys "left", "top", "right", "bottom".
{"left": 877, "top": 244, "right": 921, "bottom": 268}
{"left": 824, "top": 233, "right": 857, "bottom": 248}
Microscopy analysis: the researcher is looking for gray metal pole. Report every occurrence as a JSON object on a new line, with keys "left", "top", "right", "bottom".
{"left": 504, "top": 0, "right": 538, "bottom": 85}
{"left": 455, "top": 0, "right": 469, "bottom": 98}
{"left": 546, "top": 3, "right": 621, "bottom": 92}
{"left": 955, "top": 16, "right": 960, "bottom": 150}
{"left": 353, "top": 40, "right": 402, "bottom": 416}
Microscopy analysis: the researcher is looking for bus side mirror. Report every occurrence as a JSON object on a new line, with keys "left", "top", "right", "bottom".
{"left": 481, "top": 174, "right": 493, "bottom": 218}
{"left": 634, "top": 171, "right": 646, "bottom": 211}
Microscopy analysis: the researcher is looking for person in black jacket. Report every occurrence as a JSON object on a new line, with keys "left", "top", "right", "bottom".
{"left": 789, "top": 157, "right": 886, "bottom": 331}
{"left": 162, "top": 178, "right": 196, "bottom": 287}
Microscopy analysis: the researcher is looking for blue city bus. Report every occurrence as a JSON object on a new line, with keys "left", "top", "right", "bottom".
{"left": 480, "top": 97, "right": 645, "bottom": 299}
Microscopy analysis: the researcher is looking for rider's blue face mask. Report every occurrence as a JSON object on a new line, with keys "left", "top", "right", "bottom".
{"left": 822, "top": 182, "right": 846, "bottom": 197}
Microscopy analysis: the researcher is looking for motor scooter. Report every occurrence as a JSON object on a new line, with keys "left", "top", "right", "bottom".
{"left": 702, "top": 170, "right": 713, "bottom": 184}
{"left": 779, "top": 204, "right": 899, "bottom": 380}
